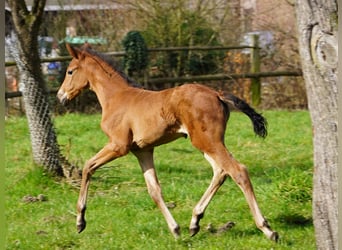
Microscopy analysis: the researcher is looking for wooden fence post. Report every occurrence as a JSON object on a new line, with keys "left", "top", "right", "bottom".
{"left": 250, "top": 34, "right": 261, "bottom": 106}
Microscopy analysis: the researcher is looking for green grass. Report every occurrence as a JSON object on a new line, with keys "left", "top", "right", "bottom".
{"left": 5, "top": 111, "right": 314, "bottom": 249}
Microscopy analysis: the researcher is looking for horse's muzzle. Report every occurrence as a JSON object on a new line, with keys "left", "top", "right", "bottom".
{"left": 57, "top": 89, "right": 69, "bottom": 105}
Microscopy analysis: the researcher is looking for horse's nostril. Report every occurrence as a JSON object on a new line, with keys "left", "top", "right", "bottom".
{"left": 56, "top": 89, "right": 63, "bottom": 100}
{"left": 57, "top": 89, "right": 68, "bottom": 105}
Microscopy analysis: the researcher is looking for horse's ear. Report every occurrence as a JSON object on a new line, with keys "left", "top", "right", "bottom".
{"left": 81, "top": 42, "right": 92, "bottom": 50}
{"left": 66, "top": 43, "right": 81, "bottom": 59}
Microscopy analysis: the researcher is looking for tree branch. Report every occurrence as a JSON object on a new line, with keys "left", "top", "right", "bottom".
{"left": 31, "top": 0, "right": 46, "bottom": 19}
{"left": 7, "top": 0, "right": 28, "bottom": 32}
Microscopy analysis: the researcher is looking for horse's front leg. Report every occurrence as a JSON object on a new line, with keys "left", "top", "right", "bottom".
{"left": 133, "top": 149, "right": 180, "bottom": 238}
{"left": 77, "top": 143, "right": 128, "bottom": 233}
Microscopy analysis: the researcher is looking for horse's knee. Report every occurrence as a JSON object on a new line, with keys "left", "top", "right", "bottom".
{"left": 82, "top": 161, "right": 95, "bottom": 177}
{"left": 229, "top": 163, "right": 252, "bottom": 188}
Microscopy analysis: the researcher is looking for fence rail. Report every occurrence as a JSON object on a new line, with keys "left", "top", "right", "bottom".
{"left": 147, "top": 71, "right": 302, "bottom": 84}
{"left": 5, "top": 70, "right": 302, "bottom": 100}
{"left": 5, "top": 40, "right": 302, "bottom": 107}
{"left": 5, "top": 45, "right": 256, "bottom": 67}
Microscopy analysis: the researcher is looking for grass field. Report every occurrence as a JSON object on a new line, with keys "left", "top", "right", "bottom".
{"left": 5, "top": 111, "right": 314, "bottom": 249}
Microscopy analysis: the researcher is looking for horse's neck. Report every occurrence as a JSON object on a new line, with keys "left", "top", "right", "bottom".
{"left": 89, "top": 67, "right": 129, "bottom": 110}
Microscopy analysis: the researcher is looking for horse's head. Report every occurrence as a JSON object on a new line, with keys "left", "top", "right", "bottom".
{"left": 57, "top": 43, "right": 91, "bottom": 105}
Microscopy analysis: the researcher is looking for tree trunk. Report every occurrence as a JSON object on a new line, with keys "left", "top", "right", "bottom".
{"left": 19, "top": 63, "right": 63, "bottom": 175}
{"left": 295, "top": 1, "right": 338, "bottom": 249}
{"left": 7, "top": 0, "right": 80, "bottom": 180}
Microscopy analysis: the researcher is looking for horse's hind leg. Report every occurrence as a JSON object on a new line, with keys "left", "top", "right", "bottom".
{"left": 189, "top": 152, "right": 228, "bottom": 236}
{"left": 133, "top": 149, "right": 180, "bottom": 238}
{"left": 225, "top": 154, "right": 278, "bottom": 241}
{"left": 190, "top": 144, "right": 278, "bottom": 241}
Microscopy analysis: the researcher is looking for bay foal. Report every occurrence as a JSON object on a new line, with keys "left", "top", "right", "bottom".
{"left": 57, "top": 44, "right": 278, "bottom": 241}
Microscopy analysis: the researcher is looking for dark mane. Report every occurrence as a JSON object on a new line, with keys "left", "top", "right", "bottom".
{"left": 83, "top": 46, "right": 142, "bottom": 88}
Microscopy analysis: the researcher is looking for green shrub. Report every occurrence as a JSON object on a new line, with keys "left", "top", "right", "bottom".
{"left": 122, "top": 31, "right": 149, "bottom": 77}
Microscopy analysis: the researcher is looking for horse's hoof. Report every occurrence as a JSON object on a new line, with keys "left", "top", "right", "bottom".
{"left": 189, "top": 225, "right": 200, "bottom": 237}
{"left": 172, "top": 225, "right": 181, "bottom": 239}
{"left": 77, "top": 220, "right": 86, "bottom": 233}
{"left": 269, "top": 231, "right": 279, "bottom": 242}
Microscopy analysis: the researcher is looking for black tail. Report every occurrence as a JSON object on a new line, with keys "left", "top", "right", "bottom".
{"left": 220, "top": 94, "right": 267, "bottom": 138}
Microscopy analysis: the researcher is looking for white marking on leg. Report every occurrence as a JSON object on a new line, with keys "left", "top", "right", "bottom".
{"left": 204, "top": 153, "right": 218, "bottom": 168}
{"left": 134, "top": 150, "right": 180, "bottom": 238}
{"left": 190, "top": 153, "right": 226, "bottom": 236}
{"left": 177, "top": 125, "right": 189, "bottom": 136}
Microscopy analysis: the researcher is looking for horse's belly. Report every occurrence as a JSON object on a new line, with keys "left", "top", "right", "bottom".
{"left": 132, "top": 126, "right": 187, "bottom": 149}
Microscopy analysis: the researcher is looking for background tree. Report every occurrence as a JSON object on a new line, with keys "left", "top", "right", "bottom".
{"left": 295, "top": 0, "right": 337, "bottom": 249}
{"left": 6, "top": 0, "right": 79, "bottom": 179}
{"left": 124, "top": 0, "right": 230, "bottom": 79}
{"left": 122, "top": 31, "right": 149, "bottom": 78}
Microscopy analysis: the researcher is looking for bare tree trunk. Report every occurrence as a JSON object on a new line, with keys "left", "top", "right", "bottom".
{"left": 7, "top": 0, "right": 80, "bottom": 180}
{"left": 295, "top": 1, "right": 338, "bottom": 249}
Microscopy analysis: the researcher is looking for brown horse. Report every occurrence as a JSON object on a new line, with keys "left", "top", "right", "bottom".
{"left": 57, "top": 44, "right": 278, "bottom": 241}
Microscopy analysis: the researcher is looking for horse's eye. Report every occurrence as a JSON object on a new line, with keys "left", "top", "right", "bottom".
{"left": 67, "top": 70, "right": 73, "bottom": 75}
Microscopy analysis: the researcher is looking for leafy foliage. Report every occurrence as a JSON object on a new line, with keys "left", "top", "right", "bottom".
{"left": 223, "top": 51, "right": 251, "bottom": 102}
{"left": 140, "top": 6, "right": 224, "bottom": 77}
{"left": 122, "top": 31, "right": 149, "bottom": 76}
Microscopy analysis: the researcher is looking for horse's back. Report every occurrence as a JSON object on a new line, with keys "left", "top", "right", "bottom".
{"left": 103, "top": 84, "right": 228, "bottom": 150}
